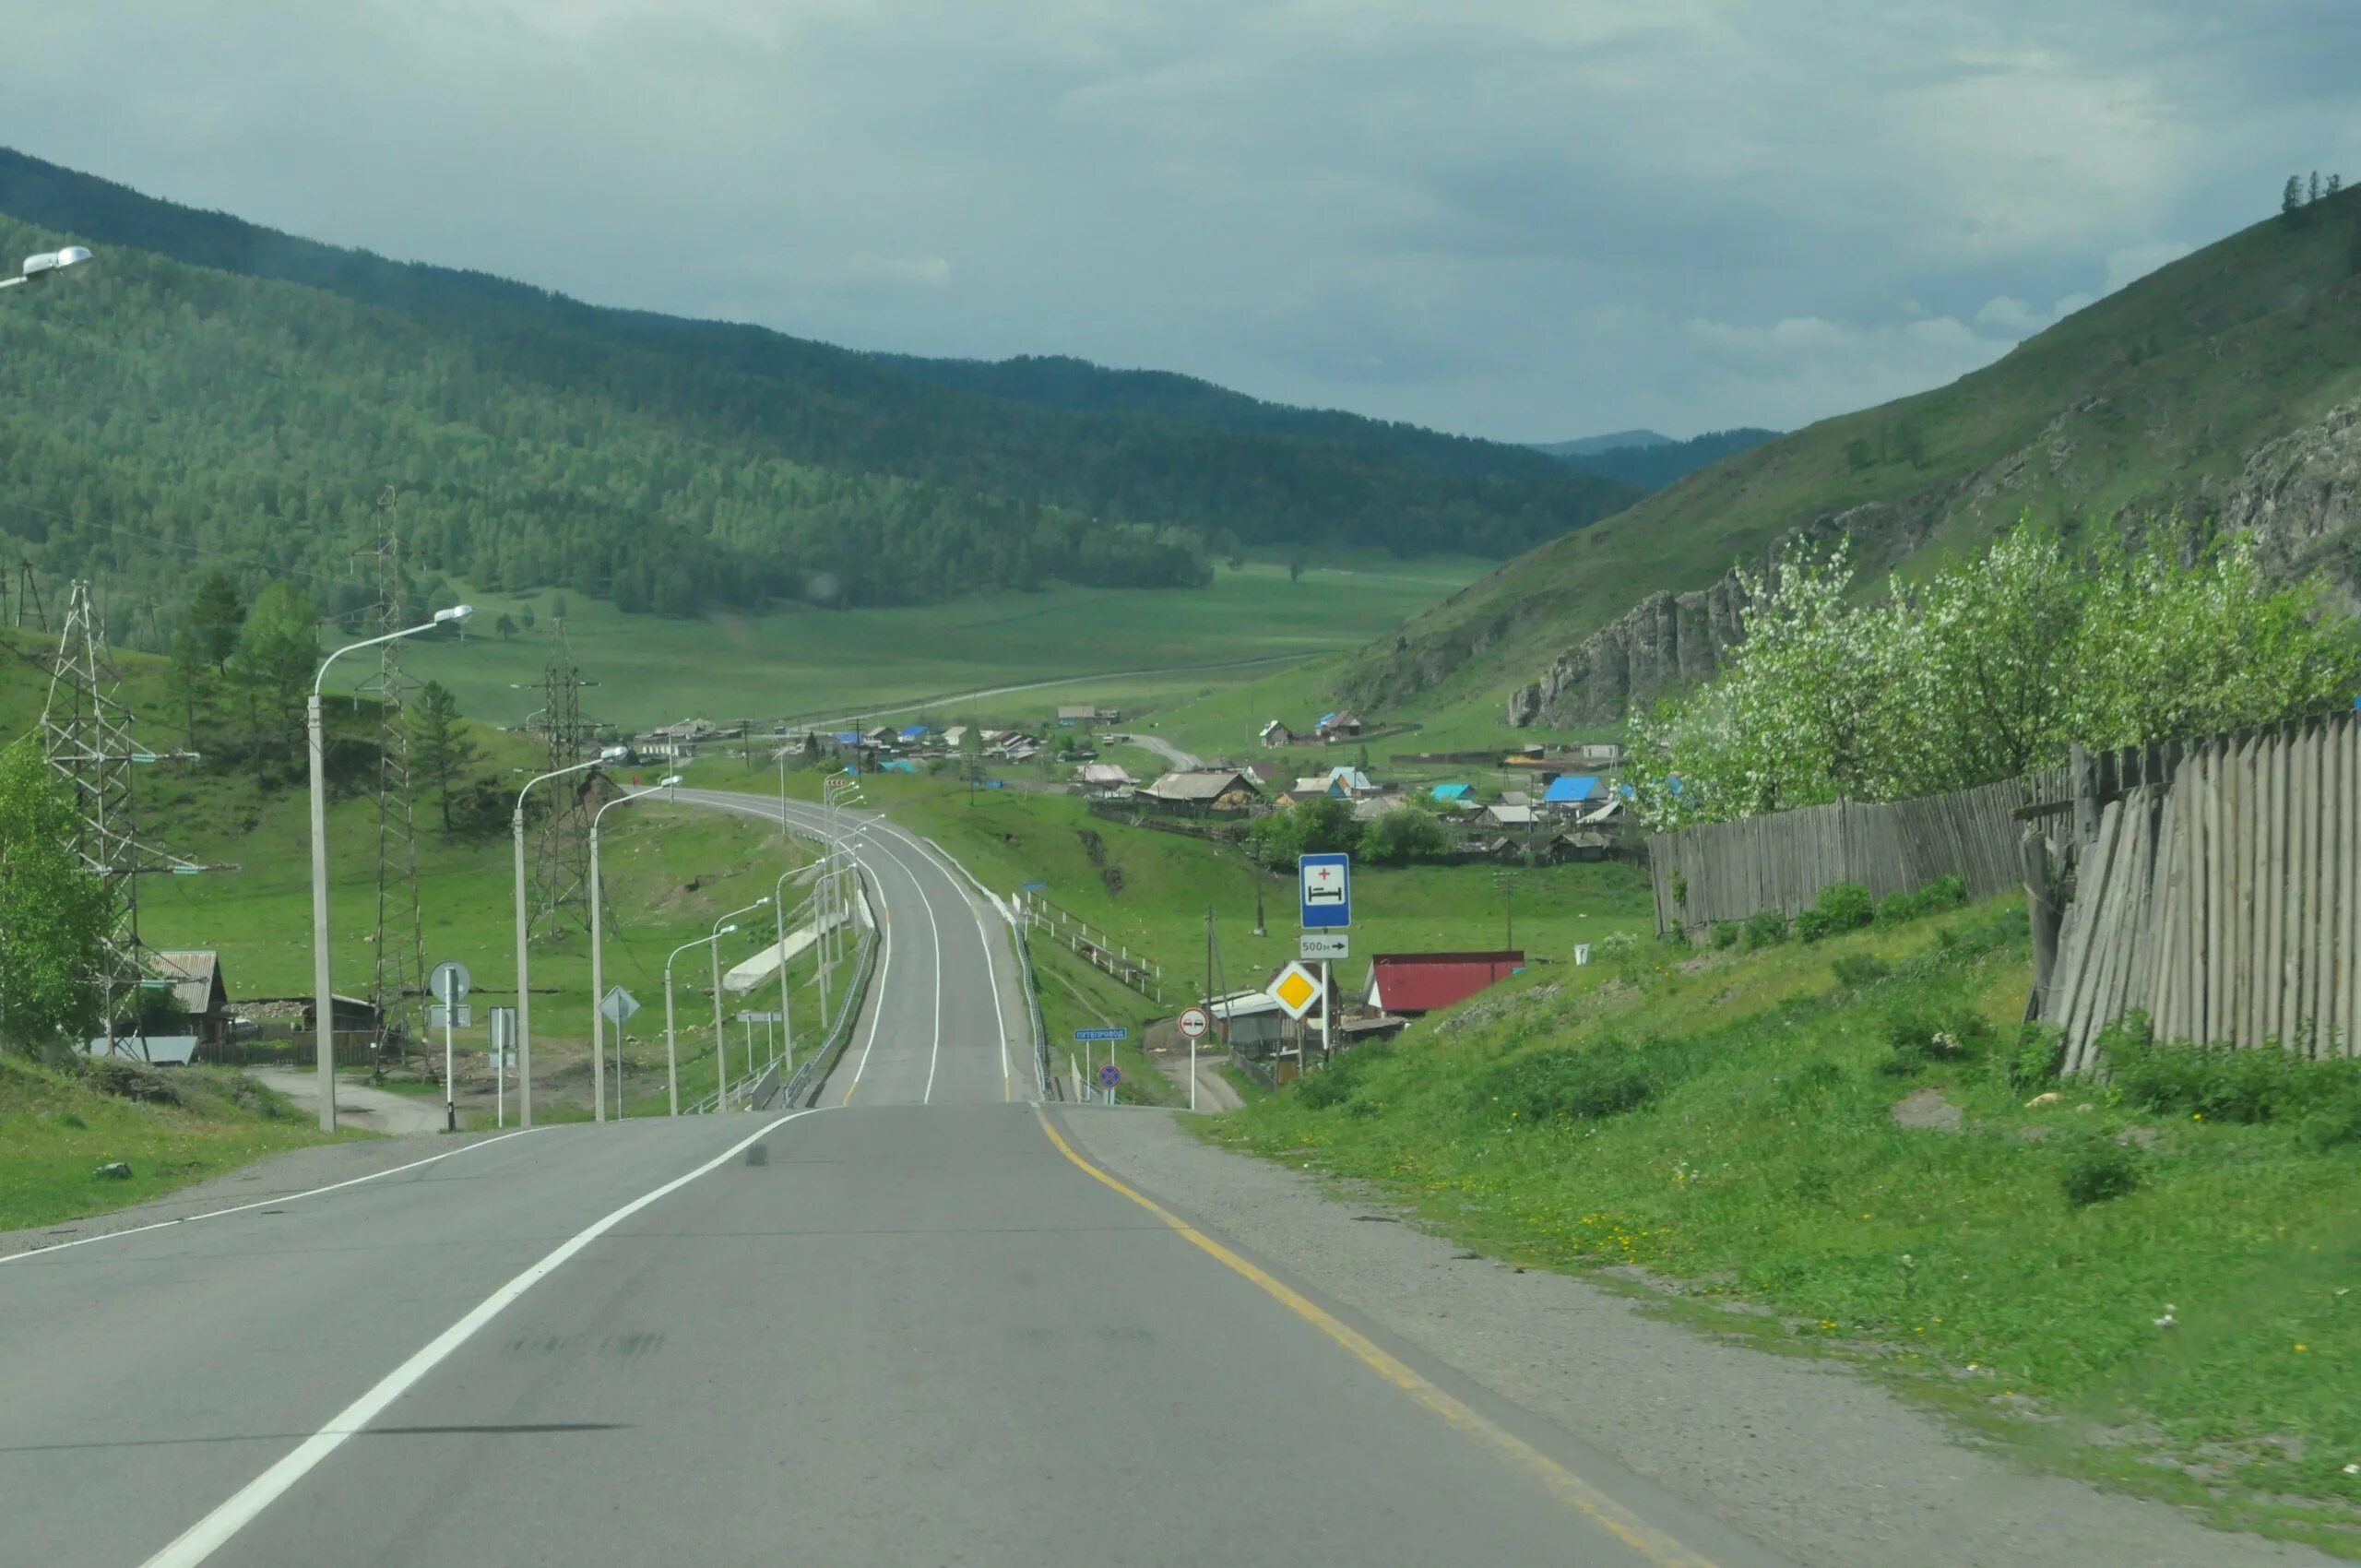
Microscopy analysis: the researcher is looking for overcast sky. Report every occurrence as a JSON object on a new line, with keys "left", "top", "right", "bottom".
{"left": 6, "top": 2, "right": 2356, "bottom": 442}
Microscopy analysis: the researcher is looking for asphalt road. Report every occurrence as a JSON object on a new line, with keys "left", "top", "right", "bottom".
{"left": 0, "top": 793, "right": 1786, "bottom": 1568}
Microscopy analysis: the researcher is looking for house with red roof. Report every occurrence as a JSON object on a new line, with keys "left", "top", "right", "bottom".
{"left": 1363, "top": 951, "right": 1526, "bottom": 1017}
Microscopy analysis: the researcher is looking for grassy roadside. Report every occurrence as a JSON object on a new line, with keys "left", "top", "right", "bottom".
{"left": 0, "top": 1055, "right": 350, "bottom": 1234}
{"left": 1209, "top": 900, "right": 2361, "bottom": 1553}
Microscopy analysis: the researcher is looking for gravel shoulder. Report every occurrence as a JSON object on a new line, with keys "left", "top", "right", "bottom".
{"left": 1059, "top": 1107, "right": 2338, "bottom": 1568}
{"left": 0, "top": 1130, "right": 517, "bottom": 1261}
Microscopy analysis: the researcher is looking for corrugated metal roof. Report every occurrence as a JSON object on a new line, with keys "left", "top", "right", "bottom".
{"left": 1542, "top": 774, "right": 1602, "bottom": 803}
{"left": 1366, "top": 952, "right": 1525, "bottom": 1015}
{"left": 1430, "top": 783, "right": 1471, "bottom": 801}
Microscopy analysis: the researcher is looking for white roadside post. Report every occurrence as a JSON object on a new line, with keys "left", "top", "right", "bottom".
{"left": 710, "top": 897, "right": 772, "bottom": 1111}
{"left": 665, "top": 929, "right": 731, "bottom": 1116}
{"left": 511, "top": 744, "right": 629, "bottom": 1128}
{"left": 307, "top": 604, "right": 472, "bottom": 1134}
{"left": 588, "top": 774, "right": 682, "bottom": 1123}
{"left": 428, "top": 962, "right": 470, "bottom": 1134}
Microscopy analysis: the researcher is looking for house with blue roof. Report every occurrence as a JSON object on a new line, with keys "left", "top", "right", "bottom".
{"left": 898, "top": 724, "right": 929, "bottom": 742}
{"left": 1541, "top": 774, "right": 1602, "bottom": 809}
{"left": 1430, "top": 782, "right": 1472, "bottom": 802}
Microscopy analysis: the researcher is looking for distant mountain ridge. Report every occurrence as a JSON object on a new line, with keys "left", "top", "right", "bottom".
{"left": 1341, "top": 188, "right": 2361, "bottom": 723}
{"left": 1544, "top": 428, "right": 1783, "bottom": 491}
{"left": 1532, "top": 430, "right": 1675, "bottom": 457}
{"left": 0, "top": 148, "right": 1642, "bottom": 631}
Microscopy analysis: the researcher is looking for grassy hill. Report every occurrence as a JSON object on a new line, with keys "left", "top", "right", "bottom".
{"left": 0, "top": 148, "right": 1636, "bottom": 634}
{"left": 1345, "top": 190, "right": 2361, "bottom": 719}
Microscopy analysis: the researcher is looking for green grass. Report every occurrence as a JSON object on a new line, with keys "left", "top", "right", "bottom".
{"left": 0, "top": 1054, "right": 347, "bottom": 1233}
{"left": 1210, "top": 899, "right": 2361, "bottom": 1550}
{"left": 386, "top": 549, "right": 1489, "bottom": 737}
{"left": 1346, "top": 192, "right": 2361, "bottom": 719}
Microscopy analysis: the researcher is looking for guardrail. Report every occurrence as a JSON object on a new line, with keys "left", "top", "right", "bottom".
{"left": 781, "top": 917, "right": 880, "bottom": 1107}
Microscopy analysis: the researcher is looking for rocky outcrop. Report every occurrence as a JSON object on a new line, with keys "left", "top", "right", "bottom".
{"left": 2213, "top": 401, "right": 2361, "bottom": 608}
{"left": 1505, "top": 574, "right": 1750, "bottom": 727}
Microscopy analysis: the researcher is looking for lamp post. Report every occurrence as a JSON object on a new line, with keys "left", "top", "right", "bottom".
{"left": 0, "top": 245, "right": 93, "bottom": 295}
{"left": 308, "top": 604, "right": 472, "bottom": 1133}
{"left": 663, "top": 928, "right": 731, "bottom": 1116}
{"left": 709, "top": 897, "right": 770, "bottom": 1110}
{"left": 512, "top": 744, "right": 628, "bottom": 1128}
{"left": 587, "top": 772, "right": 682, "bottom": 1123}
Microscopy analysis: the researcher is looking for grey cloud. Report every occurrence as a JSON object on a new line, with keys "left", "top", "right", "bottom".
{"left": 1, "top": 0, "right": 2355, "bottom": 440}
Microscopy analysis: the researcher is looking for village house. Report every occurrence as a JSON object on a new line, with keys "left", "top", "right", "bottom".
{"left": 150, "top": 950, "right": 236, "bottom": 1046}
{"left": 1076, "top": 762, "right": 1135, "bottom": 791}
{"left": 1365, "top": 951, "right": 1526, "bottom": 1017}
{"left": 1259, "top": 719, "right": 1295, "bottom": 747}
{"left": 1314, "top": 709, "right": 1364, "bottom": 742}
{"left": 1139, "top": 767, "right": 1258, "bottom": 814}
{"left": 1540, "top": 774, "right": 1604, "bottom": 814}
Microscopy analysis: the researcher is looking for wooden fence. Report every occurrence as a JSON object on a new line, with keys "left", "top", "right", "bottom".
{"left": 2043, "top": 712, "right": 2358, "bottom": 1069}
{"left": 1647, "top": 771, "right": 2068, "bottom": 934}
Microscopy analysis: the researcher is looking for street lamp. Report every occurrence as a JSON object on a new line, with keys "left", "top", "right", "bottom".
{"left": 512, "top": 743, "right": 628, "bottom": 1127}
{"left": 0, "top": 245, "right": 93, "bottom": 294}
{"left": 664, "top": 926, "right": 734, "bottom": 1116}
{"left": 710, "top": 897, "right": 770, "bottom": 1110}
{"left": 308, "top": 604, "right": 472, "bottom": 1132}
{"left": 771, "top": 863, "right": 816, "bottom": 1081}
{"left": 587, "top": 773, "right": 682, "bottom": 1123}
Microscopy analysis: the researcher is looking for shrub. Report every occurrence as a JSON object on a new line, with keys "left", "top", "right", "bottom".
{"left": 1742, "top": 909, "right": 1787, "bottom": 950}
{"left": 1474, "top": 1039, "right": 1659, "bottom": 1123}
{"left": 1797, "top": 882, "right": 1874, "bottom": 943}
{"left": 2007, "top": 1025, "right": 2067, "bottom": 1094}
{"left": 1879, "top": 1003, "right": 1995, "bottom": 1076}
{"left": 1877, "top": 874, "right": 1971, "bottom": 925}
{"left": 2296, "top": 1091, "right": 2361, "bottom": 1153}
{"left": 1293, "top": 1040, "right": 1394, "bottom": 1110}
{"left": 1708, "top": 921, "right": 1739, "bottom": 950}
{"left": 1831, "top": 953, "right": 1891, "bottom": 989}
{"left": 2103, "top": 1016, "right": 2361, "bottom": 1124}
{"left": 2061, "top": 1141, "right": 2144, "bottom": 1207}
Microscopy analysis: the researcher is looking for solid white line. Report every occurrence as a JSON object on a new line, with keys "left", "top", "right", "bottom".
{"left": 137, "top": 1111, "right": 812, "bottom": 1568}
{"left": 839, "top": 874, "right": 894, "bottom": 1106}
{"left": 884, "top": 824, "right": 1015, "bottom": 1100}
{"left": 0, "top": 1128, "right": 540, "bottom": 1266}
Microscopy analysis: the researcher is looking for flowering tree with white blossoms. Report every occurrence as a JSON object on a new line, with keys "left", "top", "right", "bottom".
{"left": 1629, "top": 517, "right": 2360, "bottom": 831}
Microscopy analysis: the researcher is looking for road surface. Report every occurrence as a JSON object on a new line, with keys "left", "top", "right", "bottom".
{"left": 1119, "top": 731, "right": 1204, "bottom": 771}
{"left": 246, "top": 1068, "right": 449, "bottom": 1136}
{"left": 0, "top": 790, "right": 1780, "bottom": 1567}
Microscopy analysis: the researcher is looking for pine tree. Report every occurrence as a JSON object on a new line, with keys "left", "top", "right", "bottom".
{"left": 2331, "top": 173, "right": 2345, "bottom": 198}
{"left": 187, "top": 570, "right": 245, "bottom": 673}
{"left": 2284, "top": 175, "right": 2305, "bottom": 221}
{"left": 409, "top": 681, "right": 481, "bottom": 833}
{"left": 2311, "top": 171, "right": 2323, "bottom": 204}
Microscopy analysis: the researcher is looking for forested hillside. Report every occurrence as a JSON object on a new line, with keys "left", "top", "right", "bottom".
{"left": 1345, "top": 185, "right": 2361, "bottom": 718}
{"left": 0, "top": 149, "right": 1639, "bottom": 639}
{"left": 871, "top": 351, "right": 1619, "bottom": 488}
{"left": 1542, "top": 427, "right": 1781, "bottom": 491}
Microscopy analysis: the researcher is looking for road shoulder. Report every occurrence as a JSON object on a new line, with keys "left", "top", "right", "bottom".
{"left": 1053, "top": 1107, "right": 2336, "bottom": 1568}
{"left": 0, "top": 1130, "right": 516, "bottom": 1261}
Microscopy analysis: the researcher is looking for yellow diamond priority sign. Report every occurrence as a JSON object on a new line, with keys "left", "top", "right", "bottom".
{"left": 1268, "top": 961, "right": 1323, "bottom": 1021}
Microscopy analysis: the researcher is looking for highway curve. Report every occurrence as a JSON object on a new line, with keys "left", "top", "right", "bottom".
{"left": 0, "top": 790, "right": 1788, "bottom": 1568}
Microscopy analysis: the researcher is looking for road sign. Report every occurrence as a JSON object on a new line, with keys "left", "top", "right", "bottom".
{"left": 1299, "top": 932, "right": 1349, "bottom": 961}
{"left": 737, "top": 1010, "right": 784, "bottom": 1025}
{"left": 426, "top": 1004, "right": 472, "bottom": 1030}
{"left": 599, "top": 985, "right": 641, "bottom": 1027}
{"left": 1267, "top": 961, "right": 1323, "bottom": 1020}
{"left": 1073, "top": 1027, "right": 1128, "bottom": 1042}
{"left": 1021, "top": 880, "right": 1047, "bottom": 891}
{"left": 1177, "top": 1005, "right": 1210, "bottom": 1039}
{"left": 489, "top": 1006, "right": 516, "bottom": 1051}
{"left": 1299, "top": 853, "right": 1350, "bottom": 929}
{"left": 1097, "top": 1063, "right": 1121, "bottom": 1087}
{"left": 429, "top": 960, "right": 471, "bottom": 1005}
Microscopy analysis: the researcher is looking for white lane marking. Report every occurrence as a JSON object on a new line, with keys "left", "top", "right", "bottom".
{"left": 884, "top": 825, "right": 1015, "bottom": 1100}
{"left": 0, "top": 1129, "right": 539, "bottom": 1267}
{"left": 839, "top": 870, "right": 895, "bottom": 1107}
{"left": 138, "top": 1111, "right": 813, "bottom": 1568}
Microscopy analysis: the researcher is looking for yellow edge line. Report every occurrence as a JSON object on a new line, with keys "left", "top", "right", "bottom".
{"left": 1032, "top": 1107, "right": 1720, "bottom": 1568}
